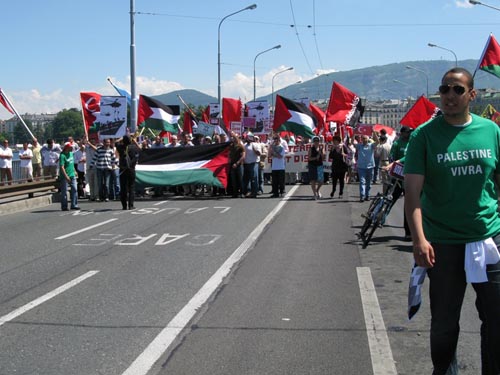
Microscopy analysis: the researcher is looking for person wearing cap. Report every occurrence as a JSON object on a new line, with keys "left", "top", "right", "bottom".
{"left": 0, "top": 139, "right": 13, "bottom": 185}
{"left": 405, "top": 67, "right": 500, "bottom": 374}
{"left": 59, "top": 142, "right": 79, "bottom": 211}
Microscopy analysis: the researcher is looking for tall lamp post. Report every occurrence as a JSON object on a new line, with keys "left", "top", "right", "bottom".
{"left": 271, "top": 67, "right": 294, "bottom": 109}
{"left": 406, "top": 65, "right": 429, "bottom": 97}
{"left": 469, "top": 0, "right": 500, "bottom": 11}
{"left": 253, "top": 45, "right": 281, "bottom": 101}
{"left": 393, "top": 79, "right": 413, "bottom": 107}
{"left": 428, "top": 42, "right": 458, "bottom": 66}
{"left": 218, "top": 4, "right": 257, "bottom": 108}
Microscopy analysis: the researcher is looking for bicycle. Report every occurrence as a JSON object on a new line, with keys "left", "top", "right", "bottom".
{"left": 357, "top": 162, "right": 404, "bottom": 248}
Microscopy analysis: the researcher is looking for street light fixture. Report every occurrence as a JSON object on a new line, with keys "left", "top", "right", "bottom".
{"left": 271, "top": 67, "right": 294, "bottom": 109}
{"left": 217, "top": 4, "right": 257, "bottom": 109}
{"left": 406, "top": 65, "right": 429, "bottom": 97}
{"left": 469, "top": 0, "right": 500, "bottom": 11}
{"left": 253, "top": 44, "right": 281, "bottom": 101}
{"left": 428, "top": 42, "right": 458, "bottom": 66}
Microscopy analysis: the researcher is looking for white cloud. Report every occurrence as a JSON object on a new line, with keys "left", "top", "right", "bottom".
{"left": 455, "top": 0, "right": 473, "bottom": 8}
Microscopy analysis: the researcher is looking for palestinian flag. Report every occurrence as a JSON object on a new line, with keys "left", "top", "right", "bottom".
{"left": 326, "top": 82, "right": 364, "bottom": 126}
{"left": 481, "top": 104, "right": 500, "bottom": 126}
{"left": 400, "top": 95, "right": 441, "bottom": 129}
{"left": 476, "top": 33, "right": 500, "bottom": 79}
{"left": 272, "top": 95, "right": 316, "bottom": 138}
{"left": 135, "top": 143, "right": 230, "bottom": 188}
{"left": 137, "top": 95, "right": 180, "bottom": 132}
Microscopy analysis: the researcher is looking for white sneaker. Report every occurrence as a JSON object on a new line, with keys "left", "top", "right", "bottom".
{"left": 317, "top": 192, "right": 322, "bottom": 199}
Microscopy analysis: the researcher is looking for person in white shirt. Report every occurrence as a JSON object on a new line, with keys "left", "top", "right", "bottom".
{"left": 0, "top": 139, "right": 13, "bottom": 185}
{"left": 242, "top": 133, "right": 261, "bottom": 198}
{"left": 19, "top": 141, "right": 33, "bottom": 182}
{"left": 268, "top": 134, "right": 286, "bottom": 197}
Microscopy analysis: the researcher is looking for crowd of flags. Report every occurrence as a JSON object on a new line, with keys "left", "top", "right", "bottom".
{"left": 4, "top": 32, "right": 500, "bottom": 142}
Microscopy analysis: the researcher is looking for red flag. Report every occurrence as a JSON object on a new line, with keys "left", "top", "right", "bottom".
{"left": 80, "top": 92, "right": 101, "bottom": 133}
{"left": 325, "top": 82, "right": 362, "bottom": 125}
{"left": 183, "top": 110, "right": 195, "bottom": 134}
{"left": 400, "top": 95, "right": 440, "bottom": 129}
{"left": 202, "top": 105, "right": 210, "bottom": 123}
{"left": 476, "top": 33, "right": 500, "bottom": 79}
{"left": 222, "top": 98, "right": 242, "bottom": 128}
{"left": 309, "top": 103, "right": 326, "bottom": 135}
{"left": 0, "top": 88, "right": 15, "bottom": 114}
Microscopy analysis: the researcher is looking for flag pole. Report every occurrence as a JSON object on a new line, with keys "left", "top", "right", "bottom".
{"left": 0, "top": 89, "right": 35, "bottom": 140}
{"left": 176, "top": 94, "right": 199, "bottom": 124}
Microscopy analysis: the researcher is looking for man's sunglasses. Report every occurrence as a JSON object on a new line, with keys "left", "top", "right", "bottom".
{"left": 438, "top": 84, "right": 470, "bottom": 96}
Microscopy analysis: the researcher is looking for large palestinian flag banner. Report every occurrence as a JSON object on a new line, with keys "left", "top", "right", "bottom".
{"left": 135, "top": 143, "right": 230, "bottom": 188}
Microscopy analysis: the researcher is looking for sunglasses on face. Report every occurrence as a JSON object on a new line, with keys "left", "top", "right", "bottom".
{"left": 438, "top": 84, "right": 469, "bottom": 96}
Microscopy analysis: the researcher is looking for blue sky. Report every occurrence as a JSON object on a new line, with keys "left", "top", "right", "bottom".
{"left": 1, "top": 0, "right": 500, "bottom": 120}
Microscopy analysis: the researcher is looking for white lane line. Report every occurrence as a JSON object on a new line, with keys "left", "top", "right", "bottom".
{"left": 356, "top": 267, "right": 397, "bottom": 375}
{"left": 55, "top": 219, "right": 118, "bottom": 240}
{"left": 0, "top": 270, "right": 99, "bottom": 328}
{"left": 121, "top": 185, "right": 299, "bottom": 375}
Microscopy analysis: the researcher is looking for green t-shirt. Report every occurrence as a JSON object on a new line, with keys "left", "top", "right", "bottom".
{"left": 59, "top": 151, "right": 76, "bottom": 178}
{"left": 404, "top": 114, "right": 500, "bottom": 243}
{"left": 390, "top": 138, "right": 409, "bottom": 162}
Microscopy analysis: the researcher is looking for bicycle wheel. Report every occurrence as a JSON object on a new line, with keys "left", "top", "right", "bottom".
{"left": 363, "top": 199, "right": 389, "bottom": 248}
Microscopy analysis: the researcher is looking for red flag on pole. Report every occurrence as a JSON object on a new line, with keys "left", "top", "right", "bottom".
{"left": 400, "top": 95, "right": 440, "bottom": 129}
{"left": 222, "top": 98, "right": 242, "bottom": 128}
{"left": 202, "top": 105, "right": 210, "bottom": 123}
{"left": 80, "top": 92, "right": 101, "bottom": 133}
{"left": 0, "top": 88, "right": 15, "bottom": 114}
{"left": 309, "top": 103, "right": 326, "bottom": 135}
{"left": 183, "top": 110, "right": 195, "bottom": 134}
{"left": 325, "top": 82, "right": 362, "bottom": 125}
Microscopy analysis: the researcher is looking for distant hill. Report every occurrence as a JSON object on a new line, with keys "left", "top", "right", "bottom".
{"left": 153, "top": 60, "right": 500, "bottom": 107}
{"left": 152, "top": 89, "right": 217, "bottom": 108}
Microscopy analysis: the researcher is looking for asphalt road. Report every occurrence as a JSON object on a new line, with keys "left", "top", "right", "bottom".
{"left": 0, "top": 182, "right": 481, "bottom": 374}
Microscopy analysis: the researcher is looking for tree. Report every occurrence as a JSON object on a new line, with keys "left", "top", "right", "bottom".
{"left": 51, "top": 108, "right": 84, "bottom": 142}
{"left": 13, "top": 119, "right": 33, "bottom": 144}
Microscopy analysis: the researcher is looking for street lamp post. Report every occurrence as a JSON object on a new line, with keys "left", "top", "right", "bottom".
{"left": 393, "top": 79, "right": 413, "bottom": 107}
{"left": 253, "top": 44, "right": 281, "bottom": 101}
{"left": 217, "top": 4, "right": 257, "bottom": 108}
{"left": 271, "top": 67, "right": 294, "bottom": 109}
{"left": 406, "top": 65, "right": 429, "bottom": 97}
{"left": 428, "top": 42, "right": 458, "bottom": 66}
{"left": 469, "top": 0, "right": 500, "bottom": 11}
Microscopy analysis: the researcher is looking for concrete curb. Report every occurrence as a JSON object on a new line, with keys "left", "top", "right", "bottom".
{"left": 0, "top": 194, "right": 54, "bottom": 216}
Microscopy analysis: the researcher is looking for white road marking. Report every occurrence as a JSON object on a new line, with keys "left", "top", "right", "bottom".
{"left": 0, "top": 271, "right": 99, "bottom": 328}
{"left": 121, "top": 185, "right": 299, "bottom": 375}
{"left": 357, "top": 267, "right": 397, "bottom": 375}
{"left": 54, "top": 219, "right": 118, "bottom": 240}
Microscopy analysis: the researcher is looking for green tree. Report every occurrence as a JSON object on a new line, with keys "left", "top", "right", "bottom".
{"left": 13, "top": 119, "right": 33, "bottom": 144}
{"left": 51, "top": 108, "right": 84, "bottom": 142}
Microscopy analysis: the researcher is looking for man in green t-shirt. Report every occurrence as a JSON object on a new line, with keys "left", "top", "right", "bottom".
{"left": 404, "top": 67, "right": 500, "bottom": 374}
{"left": 59, "top": 142, "right": 80, "bottom": 211}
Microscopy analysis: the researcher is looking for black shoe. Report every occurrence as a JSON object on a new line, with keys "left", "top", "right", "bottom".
{"left": 330, "top": 191, "right": 334, "bottom": 198}
{"left": 129, "top": 205, "right": 135, "bottom": 210}
{"left": 62, "top": 208, "right": 69, "bottom": 211}
{"left": 271, "top": 194, "right": 279, "bottom": 198}
{"left": 70, "top": 206, "right": 80, "bottom": 210}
